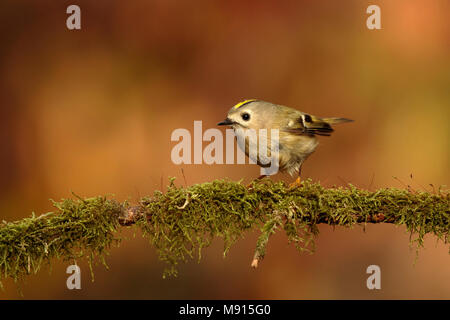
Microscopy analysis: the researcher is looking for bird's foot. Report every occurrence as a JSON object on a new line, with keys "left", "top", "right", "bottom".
{"left": 289, "top": 177, "right": 302, "bottom": 189}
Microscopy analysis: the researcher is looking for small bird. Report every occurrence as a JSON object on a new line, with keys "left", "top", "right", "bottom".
{"left": 218, "top": 99, "right": 353, "bottom": 185}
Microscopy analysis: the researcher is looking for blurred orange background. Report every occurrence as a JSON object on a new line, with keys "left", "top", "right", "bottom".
{"left": 0, "top": 0, "right": 448, "bottom": 299}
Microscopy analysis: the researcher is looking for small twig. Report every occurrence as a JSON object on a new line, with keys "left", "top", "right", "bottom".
{"left": 368, "top": 172, "right": 375, "bottom": 191}
{"left": 251, "top": 213, "right": 283, "bottom": 268}
{"left": 177, "top": 193, "right": 191, "bottom": 210}
{"left": 181, "top": 168, "right": 188, "bottom": 187}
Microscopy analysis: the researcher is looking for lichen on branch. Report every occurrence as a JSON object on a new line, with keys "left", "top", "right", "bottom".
{"left": 0, "top": 179, "right": 448, "bottom": 286}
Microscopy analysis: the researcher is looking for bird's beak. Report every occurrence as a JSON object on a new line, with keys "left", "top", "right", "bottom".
{"left": 217, "top": 118, "right": 234, "bottom": 126}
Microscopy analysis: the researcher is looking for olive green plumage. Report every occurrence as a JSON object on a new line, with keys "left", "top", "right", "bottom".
{"left": 218, "top": 99, "right": 353, "bottom": 176}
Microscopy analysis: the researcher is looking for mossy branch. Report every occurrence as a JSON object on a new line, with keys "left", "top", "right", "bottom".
{"left": 0, "top": 179, "right": 448, "bottom": 286}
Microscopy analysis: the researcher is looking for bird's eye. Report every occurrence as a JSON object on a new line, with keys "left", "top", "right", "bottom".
{"left": 304, "top": 114, "right": 312, "bottom": 123}
{"left": 241, "top": 113, "right": 250, "bottom": 121}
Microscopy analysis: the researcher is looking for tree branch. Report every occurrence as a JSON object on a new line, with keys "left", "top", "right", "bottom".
{"left": 0, "top": 179, "right": 448, "bottom": 286}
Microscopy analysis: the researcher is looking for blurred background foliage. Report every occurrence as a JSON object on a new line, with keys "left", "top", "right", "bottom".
{"left": 0, "top": 0, "right": 448, "bottom": 298}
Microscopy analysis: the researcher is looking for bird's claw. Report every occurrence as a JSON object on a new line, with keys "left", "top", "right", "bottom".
{"left": 289, "top": 177, "right": 302, "bottom": 189}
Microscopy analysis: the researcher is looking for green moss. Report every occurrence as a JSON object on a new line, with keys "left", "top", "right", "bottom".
{"left": 0, "top": 196, "right": 122, "bottom": 288}
{"left": 137, "top": 179, "right": 449, "bottom": 277}
{"left": 0, "top": 179, "right": 448, "bottom": 285}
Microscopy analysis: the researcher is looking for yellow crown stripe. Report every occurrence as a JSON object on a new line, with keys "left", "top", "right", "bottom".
{"left": 233, "top": 99, "right": 257, "bottom": 109}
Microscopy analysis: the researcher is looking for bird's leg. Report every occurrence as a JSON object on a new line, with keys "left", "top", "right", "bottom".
{"left": 292, "top": 176, "right": 301, "bottom": 186}
{"left": 289, "top": 165, "right": 302, "bottom": 188}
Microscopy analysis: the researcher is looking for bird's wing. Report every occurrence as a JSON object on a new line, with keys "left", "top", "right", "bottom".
{"left": 281, "top": 113, "right": 335, "bottom": 136}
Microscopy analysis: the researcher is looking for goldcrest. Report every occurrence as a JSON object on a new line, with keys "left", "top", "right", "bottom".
{"left": 218, "top": 99, "right": 353, "bottom": 181}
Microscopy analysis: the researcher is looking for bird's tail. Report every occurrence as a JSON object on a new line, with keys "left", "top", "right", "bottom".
{"left": 301, "top": 116, "right": 353, "bottom": 136}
